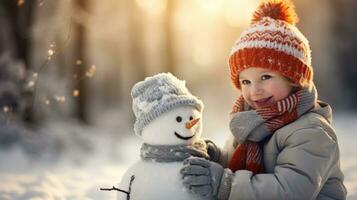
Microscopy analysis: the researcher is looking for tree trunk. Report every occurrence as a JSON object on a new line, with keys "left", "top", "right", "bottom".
{"left": 331, "top": 0, "right": 357, "bottom": 110}
{"left": 73, "top": 0, "right": 89, "bottom": 123}
{"left": 0, "top": 0, "right": 36, "bottom": 123}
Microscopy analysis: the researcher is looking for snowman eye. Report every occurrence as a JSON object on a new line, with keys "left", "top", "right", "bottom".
{"left": 189, "top": 116, "right": 193, "bottom": 120}
{"left": 176, "top": 116, "right": 182, "bottom": 122}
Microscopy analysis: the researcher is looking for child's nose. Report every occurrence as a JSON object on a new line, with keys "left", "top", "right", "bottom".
{"left": 251, "top": 84, "right": 264, "bottom": 95}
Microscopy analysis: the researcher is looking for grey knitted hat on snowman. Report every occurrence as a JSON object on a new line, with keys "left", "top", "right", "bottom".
{"left": 131, "top": 72, "right": 204, "bottom": 136}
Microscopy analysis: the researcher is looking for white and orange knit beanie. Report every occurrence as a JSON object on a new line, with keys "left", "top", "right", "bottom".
{"left": 229, "top": 0, "right": 313, "bottom": 89}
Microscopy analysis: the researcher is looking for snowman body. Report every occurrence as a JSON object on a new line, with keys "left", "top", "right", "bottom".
{"left": 118, "top": 106, "right": 205, "bottom": 200}
{"left": 118, "top": 160, "right": 201, "bottom": 200}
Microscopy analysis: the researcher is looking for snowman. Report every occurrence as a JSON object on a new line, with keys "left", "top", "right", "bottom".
{"left": 118, "top": 73, "right": 209, "bottom": 200}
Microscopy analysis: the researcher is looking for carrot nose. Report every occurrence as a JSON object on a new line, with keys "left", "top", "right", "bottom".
{"left": 185, "top": 118, "right": 200, "bottom": 129}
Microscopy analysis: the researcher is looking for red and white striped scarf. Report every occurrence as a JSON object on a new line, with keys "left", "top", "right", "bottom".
{"left": 228, "top": 85, "right": 317, "bottom": 174}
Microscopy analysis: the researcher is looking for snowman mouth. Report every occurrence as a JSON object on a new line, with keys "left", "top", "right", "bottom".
{"left": 174, "top": 132, "right": 194, "bottom": 140}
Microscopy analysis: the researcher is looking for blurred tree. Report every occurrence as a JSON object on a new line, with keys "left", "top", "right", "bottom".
{"left": 0, "top": 0, "right": 38, "bottom": 148}
{"left": 128, "top": 0, "right": 147, "bottom": 81}
{"left": 0, "top": 0, "right": 36, "bottom": 122}
{"left": 73, "top": 0, "right": 90, "bottom": 123}
{"left": 332, "top": 0, "right": 357, "bottom": 110}
{"left": 0, "top": 0, "right": 35, "bottom": 69}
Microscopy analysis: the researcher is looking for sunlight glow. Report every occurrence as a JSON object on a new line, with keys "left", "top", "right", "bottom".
{"left": 223, "top": 0, "right": 259, "bottom": 27}
{"left": 196, "top": 0, "right": 221, "bottom": 16}
{"left": 54, "top": 96, "right": 66, "bottom": 103}
{"left": 136, "top": 0, "right": 166, "bottom": 16}
{"left": 167, "top": 0, "right": 259, "bottom": 33}
{"left": 3, "top": 106, "right": 10, "bottom": 113}
{"left": 47, "top": 49, "right": 54, "bottom": 56}
{"left": 192, "top": 43, "right": 214, "bottom": 67}
{"left": 73, "top": 90, "right": 80, "bottom": 97}
{"left": 17, "top": 0, "right": 24, "bottom": 7}
{"left": 27, "top": 81, "right": 35, "bottom": 88}
{"left": 85, "top": 65, "right": 96, "bottom": 78}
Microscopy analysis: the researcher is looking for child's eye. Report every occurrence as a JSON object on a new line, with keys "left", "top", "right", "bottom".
{"left": 241, "top": 80, "right": 250, "bottom": 85}
{"left": 261, "top": 75, "right": 272, "bottom": 80}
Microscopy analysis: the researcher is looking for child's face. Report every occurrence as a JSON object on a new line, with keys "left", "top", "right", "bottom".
{"left": 239, "top": 67, "right": 294, "bottom": 109}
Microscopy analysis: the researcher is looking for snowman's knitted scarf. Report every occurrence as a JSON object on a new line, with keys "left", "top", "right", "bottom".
{"left": 140, "top": 140, "right": 209, "bottom": 162}
{"left": 229, "top": 85, "right": 317, "bottom": 174}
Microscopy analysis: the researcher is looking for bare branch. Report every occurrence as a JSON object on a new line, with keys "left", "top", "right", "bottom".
{"left": 100, "top": 186, "right": 129, "bottom": 194}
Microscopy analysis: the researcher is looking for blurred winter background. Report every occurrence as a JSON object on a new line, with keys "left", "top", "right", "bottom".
{"left": 0, "top": 0, "right": 356, "bottom": 199}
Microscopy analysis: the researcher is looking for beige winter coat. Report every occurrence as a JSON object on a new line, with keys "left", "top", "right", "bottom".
{"left": 222, "top": 102, "right": 347, "bottom": 200}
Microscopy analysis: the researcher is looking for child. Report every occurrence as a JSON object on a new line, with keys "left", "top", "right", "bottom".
{"left": 180, "top": 0, "right": 347, "bottom": 199}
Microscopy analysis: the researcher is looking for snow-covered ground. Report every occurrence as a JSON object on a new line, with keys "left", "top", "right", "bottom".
{"left": 333, "top": 113, "right": 357, "bottom": 199}
{"left": 0, "top": 113, "right": 356, "bottom": 200}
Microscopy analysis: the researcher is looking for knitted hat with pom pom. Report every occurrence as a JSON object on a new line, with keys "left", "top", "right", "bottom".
{"left": 229, "top": 0, "right": 313, "bottom": 89}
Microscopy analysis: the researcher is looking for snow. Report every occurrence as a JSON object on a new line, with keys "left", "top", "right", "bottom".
{"left": 333, "top": 113, "right": 357, "bottom": 199}
{"left": 0, "top": 113, "right": 356, "bottom": 199}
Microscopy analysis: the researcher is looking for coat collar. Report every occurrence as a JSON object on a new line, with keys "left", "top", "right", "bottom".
{"left": 312, "top": 101, "right": 333, "bottom": 124}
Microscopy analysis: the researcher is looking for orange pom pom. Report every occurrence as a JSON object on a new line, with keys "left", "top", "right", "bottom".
{"left": 252, "top": 0, "right": 299, "bottom": 25}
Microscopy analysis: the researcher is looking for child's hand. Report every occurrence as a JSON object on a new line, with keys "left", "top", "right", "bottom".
{"left": 205, "top": 139, "right": 221, "bottom": 163}
{"left": 181, "top": 157, "right": 227, "bottom": 199}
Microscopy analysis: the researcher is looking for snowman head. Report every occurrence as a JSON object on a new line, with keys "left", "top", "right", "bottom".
{"left": 131, "top": 73, "right": 204, "bottom": 142}
{"left": 141, "top": 105, "right": 202, "bottom": 145}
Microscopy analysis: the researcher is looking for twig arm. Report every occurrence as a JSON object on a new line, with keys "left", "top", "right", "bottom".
{"left": 100, "top": 186, "right": 129, "bottom": 195}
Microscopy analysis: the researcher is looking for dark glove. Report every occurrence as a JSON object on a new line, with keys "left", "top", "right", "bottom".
{"left": 181, "top": 157, "right": 233, "bottom": 200}
{"left": 205, "top": 139, "right": 221, "bottom": 163}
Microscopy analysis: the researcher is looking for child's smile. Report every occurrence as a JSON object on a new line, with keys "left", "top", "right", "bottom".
{"left": 253, "top": 96, "right": 273, "bottom": 107}
{"left": 239, "top": 67, "right": 294, "bottom": 109}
